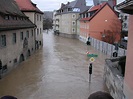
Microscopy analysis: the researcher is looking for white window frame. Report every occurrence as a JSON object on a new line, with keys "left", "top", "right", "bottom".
{"left": 0, "top": 35, "right": 6, "bottom": 47}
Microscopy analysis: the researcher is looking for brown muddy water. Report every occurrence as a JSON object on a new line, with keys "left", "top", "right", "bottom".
{"left": 0, "top": 30, "right": 108, "bottom": 99}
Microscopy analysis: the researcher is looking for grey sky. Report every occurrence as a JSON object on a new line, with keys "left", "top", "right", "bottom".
{"left": 117, "top": 0, "right": 124, "bottom": 4}
{"left": 31, "top": 0, "right": 93, "bottom": 11}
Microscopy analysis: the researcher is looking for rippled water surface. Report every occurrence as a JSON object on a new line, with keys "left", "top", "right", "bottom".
{"left": 0, "top": 30, "right": 108, "bottom": 99}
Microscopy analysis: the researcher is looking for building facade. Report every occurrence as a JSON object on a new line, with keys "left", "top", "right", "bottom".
{"left": 0, "top": 0, "right": 36, "bottom": 76}
{"left": 119, "top": 12, "right": 129, "bottom": 49}
{"left": 117, "top": 0, "right": 133, "bottom": 98}
{"left": 54, "top": 0, "right": 89, "bottom": 38}
{"left": 15, "top": 0, "right": 44, "bottom": 49}
{"left": 80, "top": 3, "right": 121, "bottom": 44}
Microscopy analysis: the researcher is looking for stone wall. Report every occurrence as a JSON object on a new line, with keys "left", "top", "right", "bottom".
{"left": 104, "top": 59, "right": 126, "bottom": 99}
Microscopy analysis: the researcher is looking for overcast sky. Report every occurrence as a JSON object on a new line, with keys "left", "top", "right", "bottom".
{"left": 31, "top": 0, "right": 93, "bottom": 11}
{"left": 117, "top": 0, "right": 124, "bottom": 4}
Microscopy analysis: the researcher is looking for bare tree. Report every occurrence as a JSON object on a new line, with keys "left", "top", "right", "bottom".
{"left": 43, "top": 18, "right": 53, "bottom": 32}
{"left": 101, "top": 17, "right": 121, "bottom": 44}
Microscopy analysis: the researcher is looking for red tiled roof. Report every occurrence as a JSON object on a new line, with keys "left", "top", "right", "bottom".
{"left": 88, "top": 2, "right": 106, "bottom": 12}
{"left": 15, "top": 0, "right": 43, "bottom": 14}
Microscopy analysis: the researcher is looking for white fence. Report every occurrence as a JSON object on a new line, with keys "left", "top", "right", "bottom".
{"left": 90, "top": 38, "right": 127, "bottom": 56}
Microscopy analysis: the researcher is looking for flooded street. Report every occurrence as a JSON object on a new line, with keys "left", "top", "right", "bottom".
{"left": 0, "top": 30, "right": 108, "bottom": 99}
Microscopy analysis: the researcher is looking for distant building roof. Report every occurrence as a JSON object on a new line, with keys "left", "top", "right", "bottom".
{"left": 15, "top": 0, "right": 43, "bottom": 14}
{"left": 89, "top": 3, "right": 104, "bottom": 12}
{"left": 57, "top": 0, "right": 88, "bottom": 14}
{"left": 0, "top": 0, "right": 36, "bottom": 31}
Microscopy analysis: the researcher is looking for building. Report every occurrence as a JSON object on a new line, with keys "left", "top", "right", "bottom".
{"left": 54, "top": 0, "right": 89, "bottom": 38}
{"left": 53, "top": 10, "right": 57, "bottom": 31}
{"left": 0, "top": 0, "right": 36, "bottom": 75}
{"left": 119, "top": 12, "right": 129, "bottom": 49}
{"left": 117, "top": 0, "right": 133, "bottom": 98}
{"left": 80, "top": 2, "right": 121, "bottom": 44}
{"left": 15, "top": 0, "right": 44, "bottom": 49}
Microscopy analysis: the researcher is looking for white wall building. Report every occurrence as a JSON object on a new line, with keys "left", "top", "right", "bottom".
{"left": 54, "top": 0, "right": 89, "bottom": 38}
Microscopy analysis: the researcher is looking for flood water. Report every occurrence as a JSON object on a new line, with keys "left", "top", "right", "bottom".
{"left": 0, "top": 30, "right": 108, "bottom": 99}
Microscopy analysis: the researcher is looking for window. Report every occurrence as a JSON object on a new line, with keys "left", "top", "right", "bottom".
{"left": 86, "top": 13, "right": 88, "bottom": 17}
{"left": 72, "top": 28, "right": 75, "bottom": 33}
{"left": 14, "top": 58, "right": 17, "bottom": 64}
{"left": 37, "top": 29, "right": 39, "bottom": 35}
{"left": 31, "top": 30, "right": 34, "bottom": 37}
{"left": 72, "top": 21, "right": 76, "bottom": 26}
{"left": 5, "top": 15, "right": 9, "bottom": 20}
{"left": 3, "top": 65, "right": 7, "bottom": 71}
{"left": 13, "top": 33, "right": 16, "bottom": 44}
{"left": 37, "top": 15, "right": 39, "bottom": 21}
{"left": 24, "top": 18, "right": 27, "bottom": 20}
{"left": 20, "top": 32, "right": 23, "bottom": 40}
{"left": 39, "top": 41, "right": 42, "bottom": 45}
{"left": 0, "top": 35, "right": 6, "bottom": 47}
{"left": 14, "top": 16, "right": 17, "bottom": 20}
{"left": 26, "top": 31, "right": 29, "bottom": 38}
{"left": 68, "top": 8, "right": 72, "bottom": 12}
{"left": 125, "top": 16, "right": 127, "bottom": 20}
{"left": 83, "top": 14, "right": 85, "bottom": 18}
{"left": 40, "top": 15, "right": 41, "bottom": 21}
{"left": 61, "top": 10, "right": 63, "bottom": 13}
{"left": 73, "top": 8, "right": 80, "bottom": 12}
{"left": 72, "top": 14, "right": 76, "bottom": 18}
{"left": 19, "top": 17, "right": 22, "bottom": 20}
{"left": 123, "top": 23, "right": 127, "bottom": 28}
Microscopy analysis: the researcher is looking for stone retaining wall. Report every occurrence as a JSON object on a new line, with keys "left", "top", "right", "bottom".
{"left": 104, "top": 59, "right": 126, "bottom": 99}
